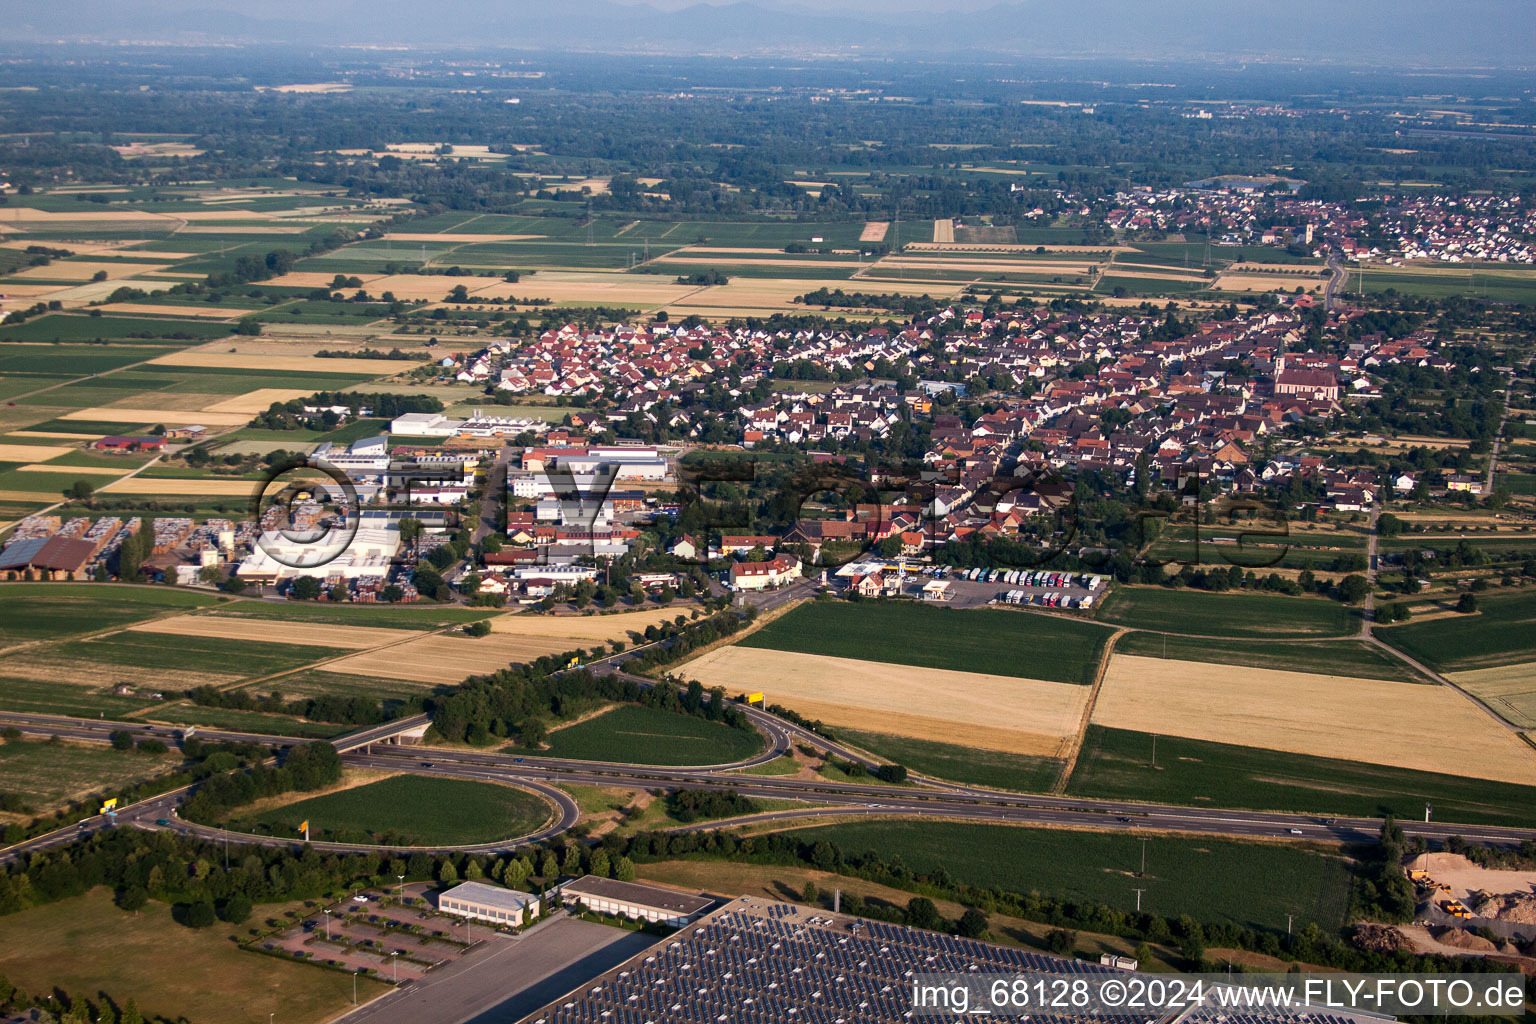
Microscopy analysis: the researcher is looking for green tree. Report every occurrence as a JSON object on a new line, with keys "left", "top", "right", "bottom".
{"left": 115, "top": 885, "right": 147, "bottom": 912}
{"left": 957, "top": 908, "right": 989, "bottom": 938}
{"left": 1336, "top": 574, "right": 1369, "bottom": 603}
{"left": 613, "top": 856, "right": 636, "bottom": 882}
{"left": 801, "top": 881, "right": 819, "bottom": 905}
{"left": 183, "top": 901, "right": 217, "bottom": 928}
{"left": 398, "top": 517, "right": 424, "bottom": 550}
{"left": 904, "top": 896, "right": 942, "bottom": 931}
{"left": 438, "top": 859, "right": 459, "bottom": 884}
{"left": 220, "top": 893, "right": 252, "bottom": 924}
{"left": 1457, "top": 593, "right": 1477, "bottom": 613}
{"left": 290, "top": 576, "right": 321, "bottom": 601}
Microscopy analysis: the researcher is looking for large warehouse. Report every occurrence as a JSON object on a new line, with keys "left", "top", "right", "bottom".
{"left": 556, "top": 876, "right": 712, "bottom": 927}
{"left": 437, "top": 881, "right": 542, "bottom": 927}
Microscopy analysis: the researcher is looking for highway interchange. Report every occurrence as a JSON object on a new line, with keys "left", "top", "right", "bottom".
{"left": 4, "top": 687, "right": 1536, "bottom": 871}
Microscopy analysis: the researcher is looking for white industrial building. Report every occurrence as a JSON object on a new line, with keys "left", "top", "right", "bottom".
{"left": 391, "top": 411, "right": 548, "bottom": 438}
{"left": 557, "top": 877, "right": 711, "bottom": 927}
{"left": 234, "top": 510, "right": 402, "bottom": 581}
{"left": 437, "top": 881, "right": 542, "bottom": 927}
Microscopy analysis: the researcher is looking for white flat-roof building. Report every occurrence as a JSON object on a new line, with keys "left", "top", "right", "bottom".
{"left": 234, "top": 510, "right": 401, "bottom": 581}
{"left": 558, "top": 877, "right": 712, "bottom": 927}
{"left": 438, "top": 881, "right": 541, "bottom": 927}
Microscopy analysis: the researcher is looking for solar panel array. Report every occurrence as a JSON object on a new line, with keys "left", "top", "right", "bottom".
{"left": 521, "top": 898, "right": 1142, "bottom": 1024}
{"left": 1178, "top": 1009, "right": 1385, "bottom": 1024}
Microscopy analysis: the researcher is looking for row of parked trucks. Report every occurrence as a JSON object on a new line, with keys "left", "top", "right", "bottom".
{"left": 1000, "top": 588, "right": 1096, "bottom": 609}
{"left": 953, "top": 567, "right": 1104, "bottom": 589}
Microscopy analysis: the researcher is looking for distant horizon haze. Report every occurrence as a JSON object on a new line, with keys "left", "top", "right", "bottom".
{"left": 4, "top": 0, "right": 1535, "bottom": 67}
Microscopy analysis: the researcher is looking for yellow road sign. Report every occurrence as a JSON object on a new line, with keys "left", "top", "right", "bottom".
{"left": 745, "top": 692, "right": 764, "bottom": 705}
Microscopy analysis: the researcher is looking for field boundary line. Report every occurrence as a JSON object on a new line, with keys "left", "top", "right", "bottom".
{"left": 640, "top": 595, "right": 810, "bottom": 678}
{"left": 1051, "top": 627, "right": 1127, "bottom": 793}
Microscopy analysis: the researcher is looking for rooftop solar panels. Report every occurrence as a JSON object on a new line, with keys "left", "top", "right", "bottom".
{"left": 518, "top": 898, "right": 1141, "bottom": 1024}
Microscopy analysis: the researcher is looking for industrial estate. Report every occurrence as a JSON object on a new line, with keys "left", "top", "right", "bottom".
{"left": 0, "top": 20, "right": 1535, "bottom": 1024}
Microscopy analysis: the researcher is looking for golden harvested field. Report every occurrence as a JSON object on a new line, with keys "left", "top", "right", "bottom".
{"left": 0, "top": 652, "right": 242, "bottom": 691}
{"left": 876, "top": 256, "right": 1099, "bottom": 275}
{"left": 470, "top": 272, "right": 698, "bottom": 307}
{"left": 15, "top": 463, "right": 132, "bottom": 476}
{"left": 201, "top": 388, "right": 313, "bottom": 414}
{"left": 8, "top": 431, "right": 109, "bottom": 440}
{"left": 486, "top": 606, "right": 690, "bottom": 639}
{"left": 62, "top": 407, "right": 249, "bottom": 426}
{"left": 104, "top": 392, "right": 222, "bottom": 413}
{"left": 99, "top": 477, "right": 260, "bottom": 496}
{"left": 0, "top": 209, "right": 179, "bottom": 226}
{"left": 679, "top": 647, "right": 1088, "bottom": 757}
{"left": 932, "top": 218, "right": 955, "bottom": 243}
{"left": 1447, "top": 663, "right": 1536, "bottom": 729}
{"left": 327, "top": 607, "right": 695, "bottom": 683}
{"left": 12, "top": 261, "right": 171, "bottom": 282}
{"left": 145, "top": 351, "right": 420, "bottom": 375}
{"left": 860, "top": 221, "right": 890, "bottom": 242}
{"left": 342, "top": 274, "right": 481, "bottom": 301}
{"left": 97, "top": 302, "right": 254, "bottom": 319}
{"left": 0, "top": 283, "right": 71, "bottom": 297}
{"left": 670, "top": 277, "right": 959, "bottom": 315}
{"left": 264, "top": 271, "right": 386, "bottom": 288}
{"left": 1215, "top": 274, "right": 1323, "bottom": 293}
{"left": 125, "top": 615, "right": 413, "bottom": 650}
{"left": 1092, "top": 654, "right": 1536, "bottom": 784}
{"left": 176, "top": 224, "right": 311, "bottom": 235}
{"left": 0, "top": 443, "right": 74, "bottom": 462}
{"left": 654, "top": 254, "right": 867, "bottom": 269}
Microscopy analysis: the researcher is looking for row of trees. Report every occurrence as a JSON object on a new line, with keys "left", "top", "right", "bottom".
{"left": 179, "top": 742, "right": 342, "bottom": 825}
{"left": 247, "top": 390, "right": 442, "bottom": 431}
{"left": 184, "top": 685, "right": 413, "bottom": 728}
{"left": 428, "top": 659, "right": 754, "bottom": 747}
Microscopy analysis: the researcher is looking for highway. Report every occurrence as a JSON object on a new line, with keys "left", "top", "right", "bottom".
{"left": 5, "top": 707, "right": 1536, "bottom": 869}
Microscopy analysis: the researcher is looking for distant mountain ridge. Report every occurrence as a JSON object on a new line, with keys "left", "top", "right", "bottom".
{"left": 5, "top": 0, "right": 1532, "bottom": 66}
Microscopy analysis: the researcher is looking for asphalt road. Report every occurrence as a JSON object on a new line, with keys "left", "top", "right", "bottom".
{"left": 1325, "top": 252, "right": 1347, "bottom": 310}
{"left": 346, "top": 746, "right": 1536, "bottom": 849}
{"left": 8, "top": 703, "right": 1536, "bottom": 869}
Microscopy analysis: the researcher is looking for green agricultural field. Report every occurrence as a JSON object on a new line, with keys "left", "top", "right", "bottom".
{"left": 0, "top": 344, "right": 177, "bottom": 376}
{"left": 505, "top": 703, "right": 765, "bottom": 766}
{"left": 0, "top": 889, "right": 388, "bottom": 1024}
{"left": 740, "top": 601, "right": 1113, "bottom": 684}
{"left": 0, "top": 584, "right": 218, "bottom": 646}
{"left": 0, "top": 738, "right": 182, "bottom": 814}
{"left": 235, "top": 669, "right": 437, "bottom": 706}
{"left": 0, "top": 676, "right": 157, "bottom": 718}
{"left": 790, "top": 819, "right": 1353, "bottom": 931}
{"left": 1095, "top": 587, "right": 1359, "bottom": 638}
{"left": 1497, "top": 472, "right": 1536, "bottom": 495}
{"left": 200, "top": 599, "right": 499, "bottom": 630}
{"left": 0, "top": 315, "right": 231, "bottom": 343}
{"left": 139, "top": 704, "right": 345, "bottom": 738}
{"left": 1378, "top": 590, "right": 1536, "bottom": 672}
{"left": 222, "top": 774, "right": 552, "bottom": 845}
{"left": 1113, "top": 633, "right": 1421, "bottom": 682}
{"left": 836, "top": 728, "right": 1061, "bottom": 791}
{"left": 54, "top": 632, "right": 343, "bottom": 679}
{"left": 1067, "top": 725, "right": 1536, "bottom": 826}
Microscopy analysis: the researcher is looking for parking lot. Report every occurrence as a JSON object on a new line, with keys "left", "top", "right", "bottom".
{"left": 902, "top": 566, "right": 1103, "bottom": 610}
{"left": 258, "top": 890, "right": 485, "bottom": 983}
